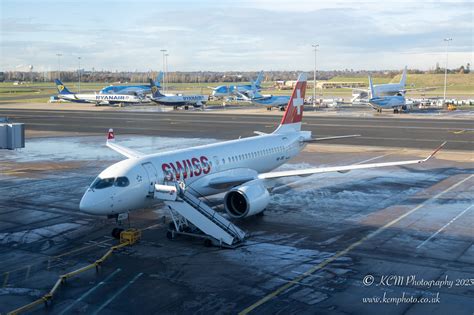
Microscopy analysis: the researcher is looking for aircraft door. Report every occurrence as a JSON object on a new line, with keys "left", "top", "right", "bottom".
{"left": 141, "top": 162, "right": 159, "bottom": 194}
{"left": 212, "top": 156, "right": 220, "bottom": 172}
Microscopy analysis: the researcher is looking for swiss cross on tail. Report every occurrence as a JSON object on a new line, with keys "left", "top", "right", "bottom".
{"left": 280, "top": 73, "right": 307, "bottom": 125}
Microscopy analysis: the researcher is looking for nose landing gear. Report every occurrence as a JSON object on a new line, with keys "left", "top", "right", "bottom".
{"left": 109, "top": 212, "right": 130, "bottom": 239}
{"left": 112, "top": 227, "right": 124, "bottom": 239}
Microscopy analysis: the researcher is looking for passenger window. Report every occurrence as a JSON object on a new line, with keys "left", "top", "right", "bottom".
{"left": 115, "top": 177, "right": 130, "bottom": 187}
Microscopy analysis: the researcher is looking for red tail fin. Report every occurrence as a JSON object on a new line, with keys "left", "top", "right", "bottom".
{"left": 107, "top": 128, "right": 115, "bottom": 141}
{"left": 280, "top": 73, "right": 307, "bottom": 125}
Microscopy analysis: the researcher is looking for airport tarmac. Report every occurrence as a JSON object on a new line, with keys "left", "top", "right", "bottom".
{"left": 0, "top": 105, "right": 473, "bottom": 151}
{"left": 0, "top": 123, "right": 473, "bottom": 314}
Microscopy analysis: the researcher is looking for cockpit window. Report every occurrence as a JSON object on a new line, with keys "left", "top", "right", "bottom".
{"left": 115, "top": 177, "right": 130, "bottom": 187}
{"left": 91, "top": 177, "right": 115, "bottom": 189}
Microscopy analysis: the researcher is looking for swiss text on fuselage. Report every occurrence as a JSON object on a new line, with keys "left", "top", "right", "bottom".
{"left": 161, "top": 156, "right": 210, "bottom": 181}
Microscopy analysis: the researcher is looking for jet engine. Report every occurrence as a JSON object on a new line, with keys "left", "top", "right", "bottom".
{"left": 224, "top": 181, "right": 270, "bottom": 218}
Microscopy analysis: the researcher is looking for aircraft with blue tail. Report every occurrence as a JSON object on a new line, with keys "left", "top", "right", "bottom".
{"left": 211, "top": 71, "right": 264, "bottom": 99}
{"left": 100, "top": 72, "right": 163, "bottom": 96}
{"left": 368, "top": 75, "right": 407, "bottom": 113}
{"left": 54, "top": 79, "right": 149, "bottom": 106}
{"left": 248, "top": 91, "right": 291, "bottom": 111}
{"left": 149, "top": 79, "right": 208, "bottom": 109}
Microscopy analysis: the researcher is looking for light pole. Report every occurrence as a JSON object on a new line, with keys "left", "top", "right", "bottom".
{"left": 160, "top": 49, "right": 167, "bottom": 92}
{"left": 78, "top": 56, "right": 82, "bottom": 93}
{"left": 312, "top": 44, "right": 319, "bottom": 107}
{"left": 443, "top": 38, "right": 452, "bottom": 106}
{"left": 165, "top": 53, "right": 169, "bottom": 93}
{"left": 56, "top": 53, "right": 62, "bottom": 80}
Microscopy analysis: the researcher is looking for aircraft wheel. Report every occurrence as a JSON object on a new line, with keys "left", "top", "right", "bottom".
{"left": 168, "top": 222, "right": 176, "bottom": 231}
{"left": 112, "top": 227, "right": 124, "bottom": 239}
{"left": 166, "top": 231, "right": 174, "bottom": 240}
{"left": 267, "top": 107, "right": 271, "bottom": 111}
{"left": 279, "top": 106, "right": 285, "bottom": 111}
{"left": 184, "top": 105, "right": 189, "bottom": 110}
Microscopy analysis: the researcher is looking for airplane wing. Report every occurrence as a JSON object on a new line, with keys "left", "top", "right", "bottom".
{"left": 303, "top": 134, "right": 360, "bottom": 142}
{"left": 235, "top": 90, "right": 252, "bottom": 101}
{"left": 402, "top": 87, "right": 437, "bottom": 93}
{"left": 105, "top": 129, "right": 145, "bottom": 159}
{"left": 207, "top": 175, "right": 256, "bottom": 189}
{"left": 258, "top": 142, "right": 446, "bottom": 180}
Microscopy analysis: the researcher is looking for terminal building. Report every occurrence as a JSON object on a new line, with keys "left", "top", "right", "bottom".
{"left": 276, "top": 80, "right": 366, "bottom": 90}
{"left": 0, "top": 119, "right": 25, "bottom": 150}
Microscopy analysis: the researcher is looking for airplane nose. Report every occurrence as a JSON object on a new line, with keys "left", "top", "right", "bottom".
{"left": 79, "top": 192, "right": 96, "bottom": 214}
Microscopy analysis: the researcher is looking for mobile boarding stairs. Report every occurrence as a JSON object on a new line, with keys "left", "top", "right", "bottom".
{"left": 154, "top": 182, "right": 246, "bottom": 248}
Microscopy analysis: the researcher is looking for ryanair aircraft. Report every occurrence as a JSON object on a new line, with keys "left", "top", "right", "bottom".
{"left": 54, "top": 79, "right": 150, "bottom": 106}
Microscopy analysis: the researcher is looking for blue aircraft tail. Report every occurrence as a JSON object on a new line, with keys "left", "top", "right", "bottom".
{"left": 400, "top": 66, "right": 407, "bottom": 86}
{"left": 155, "top": 71, "right": 163, "bottom": 88}
{"left": 54, "top": 79, "right": 73, "bottom": 94}
{"left": 149, "top": 79, "right": 165, "bottom": 98}
{"left": 368, "top": 75, "right": 376, "bottom": 98}
{"left": 253, "top": 70, "right": 264, "bottom": 88}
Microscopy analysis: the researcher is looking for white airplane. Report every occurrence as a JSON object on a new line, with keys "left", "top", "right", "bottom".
{"left": 99, "top": 72, "right": 164, "bottom": 96}
{"left": 250, "top": 95, "right": 291, "bottom": 111}
{"left": 368, "top": 75, "right": 407, "bottom": 113}
{"left": 79, "top": 73, "right": 445, "bottom": 242}
{"left": 55, "top": 79, "right": 149, "bottom": 106}
{"left": 211, "top": 71, "right": 264, "bottom": 99}
{"left": 352, "top": 67, "right": 407, "bottom": 102}
{"left": 149, "top": 79, "right": 208, "bottom": 110}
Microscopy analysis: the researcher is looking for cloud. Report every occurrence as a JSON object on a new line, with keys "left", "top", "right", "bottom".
{"left": 0, "top": 0, "right": 472, "bottom": 71}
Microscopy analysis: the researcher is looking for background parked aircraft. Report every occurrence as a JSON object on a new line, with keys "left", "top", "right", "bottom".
{"left": 55, "top": 79, "right": 148, "bottom": 106}
{"left": 211, "top": 71, "right": 264, "bottom": 99}
{"left": 100, "top": 72, "right": 164, "bottom": 96}
{"left": 368, "top": 75, "right": 407, "bottom": 113}
{"left": 352, "top": 67, "right": 407, "bottom": 102}
{"left": 149, "top": 79, "right": 208, "bottom": 109}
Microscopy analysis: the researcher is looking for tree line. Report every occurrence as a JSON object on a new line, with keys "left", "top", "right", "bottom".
{"left": 0, "top": 64, "right": 470, "bottom": 83}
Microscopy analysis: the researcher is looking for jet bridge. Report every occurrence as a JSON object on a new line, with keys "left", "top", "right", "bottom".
{"left": 155, "top": 182, "right": 246, "bottom": 247}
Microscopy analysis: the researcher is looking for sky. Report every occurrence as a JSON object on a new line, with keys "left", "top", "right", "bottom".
{"left": 1, "top": 0, "right": 472, "bottom": 72}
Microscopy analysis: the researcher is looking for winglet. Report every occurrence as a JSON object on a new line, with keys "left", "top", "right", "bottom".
{"left": 105, "top": 128, "right": 144, "bottom": 159}
{"left": 107, "top": 128, "right": 115, "bottom": 142}
{"left": 423, "top": 141, "right": 446, "bottom": 162}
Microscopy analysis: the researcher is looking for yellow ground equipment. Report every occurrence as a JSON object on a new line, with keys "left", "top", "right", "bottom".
{"left": 8, "top": 229, "right": 141, "bottom": 315}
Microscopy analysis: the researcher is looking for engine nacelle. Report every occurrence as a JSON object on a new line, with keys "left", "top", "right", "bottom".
{"left": 224, "top": 181, "right": 270, "bottom": 218}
